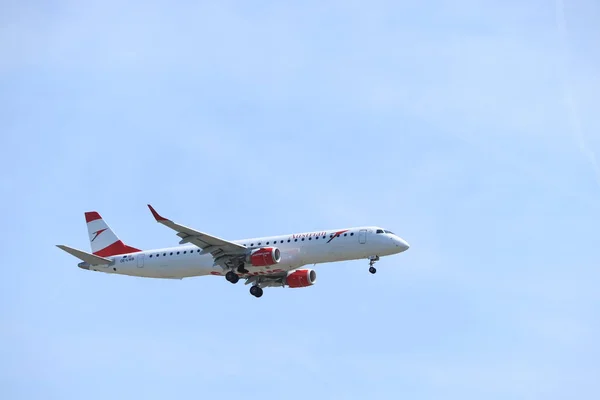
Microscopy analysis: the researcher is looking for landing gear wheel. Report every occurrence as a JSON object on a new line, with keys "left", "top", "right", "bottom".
{"left": 250, "top": 285, "right": 263, "bottom": 298}
{"left": 368, "top": 255, "right": 380, "bottom": 274}
{"left": 225, "top": 271, "right": 239, "bottom": 284}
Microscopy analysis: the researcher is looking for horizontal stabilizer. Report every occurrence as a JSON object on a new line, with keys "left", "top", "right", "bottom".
{"left": 56, "top": 245, "right": 113, "bottom": 265}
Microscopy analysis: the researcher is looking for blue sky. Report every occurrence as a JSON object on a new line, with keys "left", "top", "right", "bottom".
{"left": 1, "top": 1, "right": 599, "bottom": 399}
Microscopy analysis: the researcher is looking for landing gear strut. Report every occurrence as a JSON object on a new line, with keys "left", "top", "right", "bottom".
{"left": 237, "top": 262, "right": 249, "bottom": 274}
{"left": 368, "top": 256, "right": 379, "bottom": 274}
{"left": 250, "top": 285, "right": 263, "bottom": 298}
{"left": 225, "top": 271, "right": 239, "bottom": 284}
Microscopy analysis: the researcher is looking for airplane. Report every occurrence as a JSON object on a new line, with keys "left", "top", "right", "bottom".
{"left": 56, "top": 205, "right": 410, "bottom": 298}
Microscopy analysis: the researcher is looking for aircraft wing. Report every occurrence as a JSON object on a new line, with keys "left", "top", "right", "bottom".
{"left": 243, "top": 270, "right": 287, "bottom": 285}
{"left": 147, "top": 205, "right": 247, "bottom": 268}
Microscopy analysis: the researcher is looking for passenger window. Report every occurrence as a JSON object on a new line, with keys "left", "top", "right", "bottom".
{"left": 344, "top": 233, "right": 347, "bottom": 236}
{"left": 177, "top": 251, "right": 180, "bottom": 255}
{"left": 163, "top": 253, "right": 166, "bottom": 256}
{"left": 184, "top": 251, "right": 187, "bottom": 254}
{"left": 149, "top": 255, "right": 153, "bottom": 258}
{"left": 294, "top": 239, "right": 298, "bottom": 242}
{"left": 170, "top": 252, "right": 173, "bottom": 255}
{"left": 287, "top": 239, "right": 291, "bottom": 242}
{"left": 266, "top": 242, "right": 270, "bottom": 245}
{"left": 350, "top": 233, "right": 354, "bottom": 236}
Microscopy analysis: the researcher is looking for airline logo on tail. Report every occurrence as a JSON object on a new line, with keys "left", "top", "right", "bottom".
{"left": 91, "top": 228, "right": 107, "bottom": 242}
{"left": 85, "top": 211, "right": 141, "bottom": 256}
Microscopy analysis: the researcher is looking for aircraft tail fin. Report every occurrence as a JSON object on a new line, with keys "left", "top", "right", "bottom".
{"left": 85, "top": 211, "right": 141, "bottom": 256}
{"left": 56, "top": 245, "right": 112, "bottom": 265}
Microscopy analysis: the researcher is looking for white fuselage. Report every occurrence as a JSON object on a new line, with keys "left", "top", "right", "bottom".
{"left": 85, "top": 226, "right": 409, "bottom": 279}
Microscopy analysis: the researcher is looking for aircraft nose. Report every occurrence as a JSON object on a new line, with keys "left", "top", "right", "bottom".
{"left": 395, "top": 237, "right": 410, "bottom": 252}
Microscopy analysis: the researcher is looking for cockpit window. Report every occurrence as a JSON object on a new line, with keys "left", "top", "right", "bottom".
{"left": 384, "top": 230, "right": 395, "bottom": 234}
{"left": 376, "top": 229, "right": 384, "bottom": 234}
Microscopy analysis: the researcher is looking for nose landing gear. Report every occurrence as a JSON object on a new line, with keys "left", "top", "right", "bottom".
{"left": 368, "top": 255, "right": 379, "bottom": 274}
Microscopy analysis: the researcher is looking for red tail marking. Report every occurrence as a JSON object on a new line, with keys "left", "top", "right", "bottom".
{"left": 94, "top": 241, "right": 141, "bottom": 257}
{"left": 85, "top": 212, "right": 102, "bottom": 223}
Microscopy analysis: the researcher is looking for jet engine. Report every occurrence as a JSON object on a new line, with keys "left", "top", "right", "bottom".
{"left": 286, "top": 269, "right": 317, "bottom": 288}
{"left": 248, "top": 247, "right": 281, "bottom": 267}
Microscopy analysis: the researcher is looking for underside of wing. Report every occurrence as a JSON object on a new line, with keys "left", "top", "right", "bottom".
{"left": 243, "top": 270, "right": 287, "bottom": 285}
{"left": 244, "top": 268, "right": 317, "bottom": 289}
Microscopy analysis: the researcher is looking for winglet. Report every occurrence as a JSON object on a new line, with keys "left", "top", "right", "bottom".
{"left": 147, "top": 204, "right": 168, "bottom": 222}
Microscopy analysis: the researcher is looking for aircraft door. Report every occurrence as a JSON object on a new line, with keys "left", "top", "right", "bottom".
{"left": 359, "top": 229, "right": 367, "bottom": 244}
{"left": 137, "top": 254, "right": 145, "bottom": 268}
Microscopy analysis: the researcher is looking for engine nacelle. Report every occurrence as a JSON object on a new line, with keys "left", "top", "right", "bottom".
{"left": 286, "top": 269, "right": 317, "bottom": 288}
{"left": 248, "top": 247, "right": 281, "bottom": 267}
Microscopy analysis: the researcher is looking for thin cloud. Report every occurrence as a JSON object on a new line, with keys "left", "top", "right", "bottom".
{"left": 555, "top": 0, "right": 600, "bottom": 189}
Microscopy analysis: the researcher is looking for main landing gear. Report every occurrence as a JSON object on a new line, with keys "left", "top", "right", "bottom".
{"left": 225, "top": 271, "right": 263, "bottom": 297}
{"left": 237, "top": 263, "right": 249, "bottom": 274}
{"left": 249, "top": 285, "right": 263, "bottom": 298}
{"left": 226, "top": 262, "right": 249, "bottom": 284}
{"left": 225, "top": 271, "right": 239, "bottom": 284}
{"left": 368, "top": 255, "right": 380, "bottom": 274}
